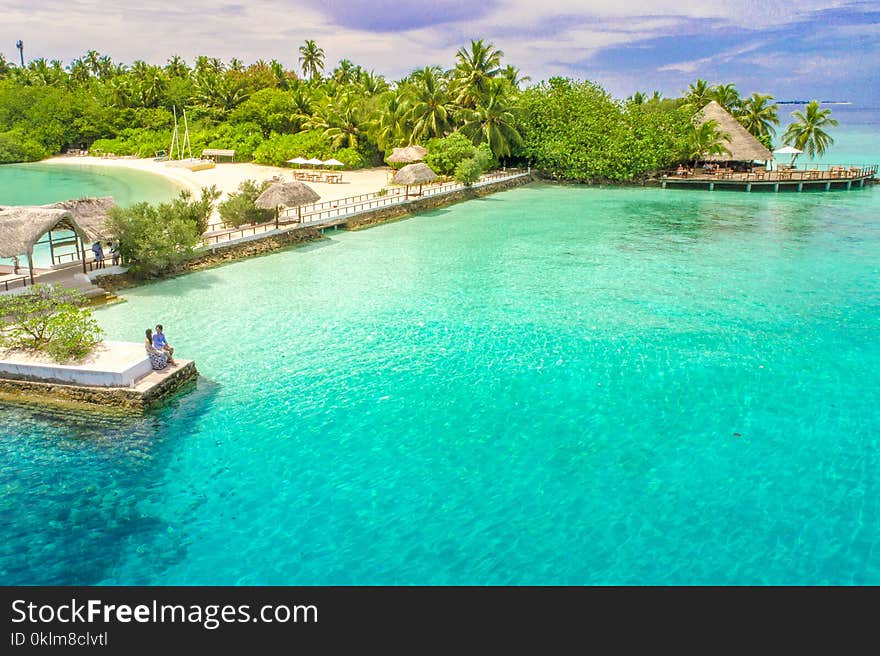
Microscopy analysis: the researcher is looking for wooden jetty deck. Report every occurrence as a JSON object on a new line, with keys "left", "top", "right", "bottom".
{"left": 660, "top": 164, "right": 878, "bottom": 192}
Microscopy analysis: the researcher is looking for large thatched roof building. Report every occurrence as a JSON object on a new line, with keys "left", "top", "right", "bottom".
{"left": 695, "top": 101, "right": 773, "bottom": 162}
{"left": 0, "top": 197, "right": 117, "bottom": 281}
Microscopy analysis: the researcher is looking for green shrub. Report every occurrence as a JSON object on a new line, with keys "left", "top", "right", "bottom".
{"left": 218, "top": 179, "right": 274, "bottom": 227}
{"left": 332, "top": 147, "right": 366, "bottom": 169}
{"left": 106, "top": 190, "right": 216, "bottom": 277}
{"left": 0, "top": 129, "right": 51, "bottom": 163}
{"left": 425, "top": 133, "right": 482, "bottom": 175}
{"left": 252, "top": 130, "right": 332, "bottom": 166}
{"left": 455, "top": 152, "right": 490, "bottom": 186}
{"left": 0, "top": 285, "right": 103, "bottom": 362}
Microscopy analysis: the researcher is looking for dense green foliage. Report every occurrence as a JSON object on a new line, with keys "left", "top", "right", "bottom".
{"left": 106, "top": 189, "right": 214, "bottom": 277}
{"left": 217, "top": 180, "right": 274, "bottom": 227}
{"left": 0, "top": 284, "right": 103, "bottom": 361}
{"left": 0, "top": 42, "right": 527, "bottom": 168}
{"left": 518, "top": 79, "right": 692, "bottom": 181}
{"left": 425, "top": 133, "right": 493, "bottom": 175}
{"left": 0, "top": 43, "right": 836, "bottom": 179}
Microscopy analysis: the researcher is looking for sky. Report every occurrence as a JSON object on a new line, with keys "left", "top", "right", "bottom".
{"left": 3, "top": 0, "right": 879, "bottom": 103}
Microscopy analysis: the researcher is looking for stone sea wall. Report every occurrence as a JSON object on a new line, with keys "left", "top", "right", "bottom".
{"left": 0, "top": 361, "right": 198, "bottom": 412}
{"left": 343, "top": 175, "right": 532, "bottom": 230}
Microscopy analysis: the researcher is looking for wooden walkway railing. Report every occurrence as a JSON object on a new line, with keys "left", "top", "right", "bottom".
{"left": 202, "top": 170, "right": 529, "bottom": 248}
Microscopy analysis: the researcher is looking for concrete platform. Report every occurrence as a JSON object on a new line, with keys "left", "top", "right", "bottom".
{"left": 0, "top": 340, "right": 152, "bottom": 387}
{"left": 0, "top": 341, "right": 198, "bottom": 411}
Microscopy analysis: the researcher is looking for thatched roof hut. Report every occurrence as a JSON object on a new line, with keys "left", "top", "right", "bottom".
{"left": 0, "top": 207, "right": 72, "bottom": 259}
{"left": 387, "top": 145, "right": 428, "bottom": 165}
{"left": 695, "top": 101, "right": 773, "bottom": 162}
{"left": 255, "top": 181, "right": 320, "bottom": 226}
{"left": 44, "top": 197, "right": 117, "bottom": 242}
{"left": 393, "top": 162, "right": 437, "bottom": 185}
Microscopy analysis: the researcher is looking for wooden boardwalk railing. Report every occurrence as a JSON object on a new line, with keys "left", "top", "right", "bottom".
{"left": 202, "top": 170, "right": 529, "bottom": 248}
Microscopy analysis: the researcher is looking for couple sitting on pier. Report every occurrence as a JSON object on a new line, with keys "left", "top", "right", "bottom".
{"left": 144, "top": 325, "right": 175, "bottom": 370}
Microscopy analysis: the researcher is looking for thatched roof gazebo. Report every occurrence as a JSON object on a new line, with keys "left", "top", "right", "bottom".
{"left": 255, "top": 181, "right": 320, "bottom": 227}
{"left": 0, "top": 207, "right": 72, "bottom": 283}
{"left": 0, "top": 197, "right": 118, "bottom": 282}
{"left": 45, "top": 197, "right": 117, "bottom": 242}
{"left": 393, "top": 162, "right": 437, "bottom": 197}
{"left": 387, "top": 145, "right": 428, "bottom": 166}
{"left": 695, "top": 101, "right": 773, "bottom": 162}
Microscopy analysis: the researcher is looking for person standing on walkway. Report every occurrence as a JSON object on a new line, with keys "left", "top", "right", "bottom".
{"left": 91, "top": 241, "right": 104, "bottom": 269}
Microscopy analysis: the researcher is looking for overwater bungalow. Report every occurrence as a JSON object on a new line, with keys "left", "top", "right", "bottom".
{"left": 661, "top": 101, "right": 878, "bottom": 192}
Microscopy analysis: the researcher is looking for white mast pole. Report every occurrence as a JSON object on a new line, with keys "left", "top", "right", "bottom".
{"left": 182, "top": 108, "right": 193, "bottom": 160}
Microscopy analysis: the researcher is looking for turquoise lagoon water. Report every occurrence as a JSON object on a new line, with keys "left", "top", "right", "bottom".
{"left": 1, "top": 120, "right": 879, "bottom": 585}
{"left": 0, "top": 163, "right": 180, "bottom": 267}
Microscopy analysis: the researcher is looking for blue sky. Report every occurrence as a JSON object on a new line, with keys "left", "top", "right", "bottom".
{"left": 3, "top": 0, "right": 879, "bottom": 102}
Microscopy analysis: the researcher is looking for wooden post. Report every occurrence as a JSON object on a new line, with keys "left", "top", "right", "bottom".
{"left": 825, "top": 182, "right": 831, "bottom": 192}
{"left": 708, "top": 182, "right": 714, "bottom": 192}
{"left": 297, "top": 206, "right": 302, "bottom": 223}
{"left": 275, "top": 206, "right": 279, "bottom": 230}
{"left": 746, "top": 183, "right": 752, "bottom": 193}
{"left": 797, "top": 183, "right": 803, "bottom": 192}
{"left": 773, "top": 183, "right": 779, "bottom": 193}
{"left": 27, "top": 252, "right": 34, "bottom": 285}
{"left": 79, "top": 236, "right": 88, "bottom": 273}
{"left": 47, "top": 229, "right": 56, "bottom": 267}
{"left": 846, "top": 180, "right": 852, "bottom": 190}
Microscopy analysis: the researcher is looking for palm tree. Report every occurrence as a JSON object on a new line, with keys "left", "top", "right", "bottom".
{"left": 687, "top": 119, "right": 731, "bottom": 161}
{"left": 501, "top": 64, "right": 530, "bottom": 89}
{"left": 685, "top": 78, "right": 712, "bottom": 109}
{"left": 299, "top": 40, "right": 325, "bottom": 81}
{"left": 166, "top": 55, "right": 189, "bottom": 78}
{"left": 309, "top": 92, "right": 364, "bottom": 149}
{"left": 710, "top": 83, "right": 742, "bottom": 114}
{"left": 83, "top": 50, "right": 103, "bottom": 77}
{"left": 357, "top": 69, "right": 388, "bottom": 96}
{"left": 738, "top": 93, "right": 779, "bottom": 143}
{"left": 407, "top": 66, "right": 453, "bottom": 141}
{"left": 460, "top": 79, "right": 522, "bottom": 158}
{"left": 782, "top": 101, "right": 838, "bottom": 158}
{"left": 333, "top": 59, "right": 358, "bottom": 84}
{"left": 452, "top": 39, "right": 504, "bottom": 108}
{"left": 371, "top": 92, "right": 410, "bottom": 151}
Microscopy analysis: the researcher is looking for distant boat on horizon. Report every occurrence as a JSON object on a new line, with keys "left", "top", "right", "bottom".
{"left": 777, "top": 100, "right": 852, "bottom": 105}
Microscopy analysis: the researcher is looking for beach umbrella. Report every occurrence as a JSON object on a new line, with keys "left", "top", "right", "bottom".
{"left": 387, "top": 145, "right": 428, "bottom": 166}
{"left": 255, "top": 181, "right": 320, "bottom": 228}
{"left": 305, "top": 158, "right": 324, "bottom": 168}
{"left": 773, "top": 145, "right": 803, "bottom": 167}
{"left": 393, "top": 162, "right": 437, "bottom": 198}
{"left": 286, "top": 157, "right": 309, "bottom": 167}
{"left": 322, "top": 158, "right": 344, "bottom": 168}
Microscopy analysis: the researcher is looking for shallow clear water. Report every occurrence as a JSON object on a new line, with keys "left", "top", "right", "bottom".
{"left": 0, "top": 163, "right": 180, "bottom": 207}
{"left": 0, "top": 163, "right": 180, "bottom": 267}
{"left": 1, "top": 119, "right": 879, "bottom": 585}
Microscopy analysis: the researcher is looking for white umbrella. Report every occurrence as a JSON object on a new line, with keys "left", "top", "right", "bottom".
{"left": 773, "top": 145, "right": 803, "bottom": 168}
{"left": 305, "top": 158, "right": 324, "bottom": 167}
{"left": 322, "top": 158, "right": 344, "bottom": 168}
{"left": 287, "top": 157, "right": 309, "bottom": 165}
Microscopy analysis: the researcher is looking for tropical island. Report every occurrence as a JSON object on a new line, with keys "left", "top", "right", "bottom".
{"left": 0, "top": 40, "right": 845, "bottom": 180}
{"left": 0, "top": 39, "right": 874, "bottom": 410}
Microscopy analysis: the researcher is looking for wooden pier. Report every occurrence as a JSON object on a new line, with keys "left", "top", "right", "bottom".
{"left": 660, "top": 164, "right": 878, "bottom": 192}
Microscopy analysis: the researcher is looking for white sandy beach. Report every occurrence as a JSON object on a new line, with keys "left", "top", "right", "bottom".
{"left": 40, "top": 156, "right": 397, "bottom": 229}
